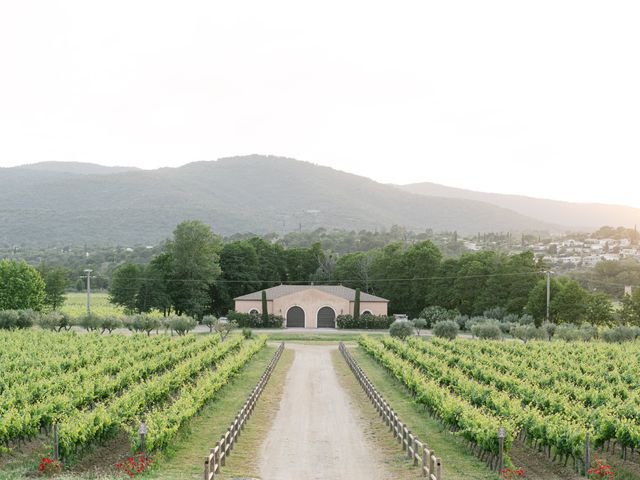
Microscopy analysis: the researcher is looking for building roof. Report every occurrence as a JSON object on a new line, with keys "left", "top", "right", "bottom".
{"left": 234, "top": 285, "right": 389, "bottom": 302}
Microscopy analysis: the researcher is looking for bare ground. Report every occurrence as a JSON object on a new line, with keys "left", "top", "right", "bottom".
{"left": 257, "top": 343, "right": 392, "bottom": 480}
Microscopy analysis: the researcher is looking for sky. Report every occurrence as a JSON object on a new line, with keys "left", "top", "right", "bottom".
{"left": 0, "top": 1, "right": 639, "bottom": 208}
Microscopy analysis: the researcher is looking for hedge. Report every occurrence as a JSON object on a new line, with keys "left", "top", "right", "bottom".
{"left": 336, "top": 313, "right": 394, "bottom": 329}
{"left": 226, "top": 311, "right": 284, "bottom": 328}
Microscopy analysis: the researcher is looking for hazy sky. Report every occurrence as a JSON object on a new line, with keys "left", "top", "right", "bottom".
{"left": 1, "top": 1, "right": 639, "bottom": 207}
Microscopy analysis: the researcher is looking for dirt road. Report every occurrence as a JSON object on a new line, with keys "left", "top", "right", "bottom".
{"left": 258, "top": 343, "right": 390, "bottom": 480}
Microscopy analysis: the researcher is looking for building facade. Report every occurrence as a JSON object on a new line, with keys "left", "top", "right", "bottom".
{"left": 234, "top": 285, "right": 389, "bottom": 328}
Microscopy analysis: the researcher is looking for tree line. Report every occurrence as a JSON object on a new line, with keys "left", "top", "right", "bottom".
{"left": 106, "top": 220, "right": 640, "bottom": 325}
{"left": 3, "top": 219, "right": 639, "bottom": 326}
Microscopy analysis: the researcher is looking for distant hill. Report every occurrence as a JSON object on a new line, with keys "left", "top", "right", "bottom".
{"left": 0, "top": 156, "right": 554, "bottom": 246}
{"left": 400, "top": 182, "right": 640, "bottom": 231}
{"left": 18, "top": 161, "right": 140, "bottom": 175}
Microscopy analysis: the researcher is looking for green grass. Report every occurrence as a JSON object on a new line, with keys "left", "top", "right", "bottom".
{"left": 147, "top": 345, "right": 283, "bottom": 479}
{"left": 350, "top": 346, "right": 499, "bottom": 480}
{"left": 60, "top": 292, "right": 124, "bottom": 317}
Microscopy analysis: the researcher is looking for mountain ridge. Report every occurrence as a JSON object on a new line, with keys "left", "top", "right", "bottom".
{"left": 400, "top": 182, "right": 640, "bottom": 230}
{"left": 0, "top": 155, "right": 558, "bottom": 246}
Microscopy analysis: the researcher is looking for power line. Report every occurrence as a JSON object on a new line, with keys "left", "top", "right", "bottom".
{"left": 83, "top": 270, "right": 548, "bottom": 284}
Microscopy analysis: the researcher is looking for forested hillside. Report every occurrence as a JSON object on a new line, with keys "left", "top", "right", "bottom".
{"left": 0, "top": 156, "right": 553, "bottom": 246}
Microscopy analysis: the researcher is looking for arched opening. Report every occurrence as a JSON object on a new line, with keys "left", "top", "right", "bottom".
{"left": 249, "top": 308, "right": 259, "bottom": 315}
{"left": 286, "top": 306, "right": 305, "bottom": 328}
{"left": 317, "top": 306, "right": 336, "bottom": 328}
{"left": 361, "top": 309, "right": 372, "bottom": 316}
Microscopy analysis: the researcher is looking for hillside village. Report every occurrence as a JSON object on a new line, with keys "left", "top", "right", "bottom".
{"left": 463, "top": 226, "right": 640, "bottom": 271}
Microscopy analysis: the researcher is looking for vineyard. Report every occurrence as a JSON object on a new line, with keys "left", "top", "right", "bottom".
{"left": 0, "top": 329, "right": 266, "bottom": 462}
{"left": 359, "top": 335, "right": 640, "bottom": 474}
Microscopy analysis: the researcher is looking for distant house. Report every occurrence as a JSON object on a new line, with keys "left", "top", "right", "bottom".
{"left": 234, "top": 285, "right": 389, "bottom": 328}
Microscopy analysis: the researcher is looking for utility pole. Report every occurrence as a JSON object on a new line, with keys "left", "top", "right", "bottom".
{"left": 546, "top": 270, "right": 551, "bottom": 322}
{"left": 84, "top": 269, "right": 93, "bottom": 316}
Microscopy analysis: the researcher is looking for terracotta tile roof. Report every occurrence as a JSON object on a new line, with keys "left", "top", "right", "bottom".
{"left": 234, "top": 284, "right": 388, "bottom": 302}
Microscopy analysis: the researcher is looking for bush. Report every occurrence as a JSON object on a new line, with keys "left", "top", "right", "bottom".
{"left": 226, "top": 311, "right": 283, "bottom": 328}
{"left": 336, "top": 313, "right": 394, "bottom": 329}
{"left": 471, "top": 322, "right": 502, "bottom": 340}
{"left": 512, "top": 325, "right": 546, "bottom": 343}
{"left": 0, "top": 309, "right": 40, "bottom": 329}
{"left": 553, "top": 323, "right": 597, "bottom": 342}
{"left": 0, "top": 310, "right": 20, "bottom": 329}
{"left": 502, "top": 313, "right": 519, "bottom": 324}
{"left": 202, "top": 315, "right": 217, "bottom": 332}
{"left": 124, "top": 314, "right": 161, "bottom": 335}
{"left": 555, "top": 323, "right": 582, "bottom": 341}
{"left": 454, "top": 314, "right": 470, "bottom": 331}
{"left": 542, "top": 321, "right": 556, "bottom": 340}
{"left": 465, "top": 316, "right": 486, "bottom": 332}
{"left": 168, "top": 315, "right": 197, "bottom": 335}
{"left": 242, "top": 328, "right": 253, "bottom": 339}
{"left": 38, "top": 311, "right": 73, "bottom": 332}
{"left": 412, "top": 318, "right": 427, "bottom": 335}
{"left": 389, "top": 319, "right": 414, "bottom": 340}
{"left": 498, "top": 321, "right": 517, "bottom": 335}
{"left": 579, "top": 323, "right": 597, "bottom": 341}
{"left": 419, "top": 306, "right": 458, "bottom": 328}
{"left": 601, "top": 325, "right": 637, "bottom": 343}
{"left": 433, "top": 320, "right": 459, "bottom": 340}
{"left": 519, "top": 314, "right": 535, "bottom": 326}
{"left": 100, "top": 316, "right": 122, "bottom": 333}
{"left": 483, "top": 306, "right": 507, "bottom": 321}
{"left": 78, "top": 313, "right": 102, "bottom": 332}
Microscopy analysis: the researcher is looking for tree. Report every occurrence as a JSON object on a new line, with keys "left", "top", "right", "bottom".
{"left": 551, "top": 279, "right": 589, "bottom": 323}
{"left": 109, "top": 263, "right": 143, "bottom": 314}
{"left": 404, "top": 241, "right": 442, "bottom": 318}
{"left": 38, "top": 263, "right": 69, "bottom": 310}
{"left": 0, "top": 259, "right": 46, "bottom": 311}
{"left": 412, "top": 317, "right": 427, "bottom": 335}
{"left": 621, "top": 288, "right": 640, "bottom": 325}
{"left": 166, "top": 220, "right": 222, "bottom": 318}
{"left": 389, "top": 319, "right": 414, "bottom": 340}
{"left": 585, "top": 292, "right": 615, "bottom": 326}
{"left": 211, "top": 240, "right": 261, "bottom": 314}
{"left": 142, "top": 252, "right": 173, "bottom": 315}
{"left": 261, "top": 290, "right": 269, "bottom": 323}
{"left": 353, "top": 288, "right": 361, "bottom": 322}
{"left": 525, "top": 277, "right": 561, "bottom": 325}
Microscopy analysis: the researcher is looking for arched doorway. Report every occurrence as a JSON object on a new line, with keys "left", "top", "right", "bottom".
{"left": 317, "top": 306, "right": 336, "bottom": 328}
{"left": 286, "top": 306, "right": 305, "bottom": 328}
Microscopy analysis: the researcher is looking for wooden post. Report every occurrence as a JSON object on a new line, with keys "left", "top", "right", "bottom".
{"left": 138, "top": 422, "right": 147, "bottom": 457}
{"left": 407, "top": 432, "right": 413, "bottom": 458}
{"left": 214, "top": 442, "right": 221, "bottom": 473}
{"left": 585, "top": 432, "right": 591, "bottom": 477}
{"left": 412, "top": 437, "right": 419, "bottom": 466}
{"left": 429, "top": 453, "right": 435, "bottom": 475}
{"left": 497, "top": 426, "right": 506, "bottom": 472}
{"left": 421, "top": 446, "right": 428, "bottom": 476}
{"left": 53, "top": 423, "right": 59, "bottom": 460}
{"left": 204, "top": 457, "right": 210, "bottom": 480}
{"left": 436, "top": 457, "right": 442, "bottom": 479}
{"left": 220, "top": 435, "right": 226, "bottom": 466}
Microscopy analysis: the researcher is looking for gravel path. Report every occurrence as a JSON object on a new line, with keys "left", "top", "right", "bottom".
{"left": 258, "top": 343, "right": 390, "bottom": 480}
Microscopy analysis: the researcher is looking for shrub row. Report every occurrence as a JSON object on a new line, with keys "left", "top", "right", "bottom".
{"left": 0, "top": 309, "right": 40, "bottom": 329}
{"left": 336, "top": 313, "right": 394, "bottom": 329}
{"left": 225, "top": 311, "right": 284, "bottom": 328}
{"left": 0, "top": 310, "right": 206, "bottom": 335}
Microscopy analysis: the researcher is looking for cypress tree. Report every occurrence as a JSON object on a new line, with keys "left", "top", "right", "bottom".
{"left": 354, "top": 288, "right": 361, "bottom": 323}
{"left": 261, "top": 290, "right": 269, "bottom": 322}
